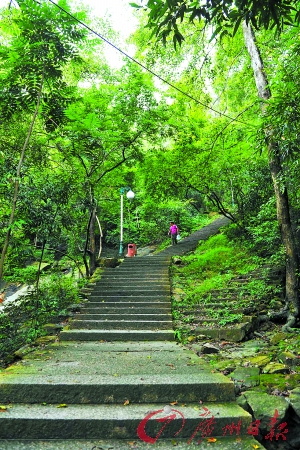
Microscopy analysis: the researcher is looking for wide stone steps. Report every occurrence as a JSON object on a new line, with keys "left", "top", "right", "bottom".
{"left": 86, "top": 295, "right": 170, "bottom": 301}
{"left": 62, "top": 255, "right": 174, "bottom": 341}
{"left": 76, "top": 313, "right": 172, "bottom": 320}
{"left": 0, "top": 373, "right": 234, "bottom": 404}
{"left": 84, "top": 302, "right": 171, "bottom": 310}
{"left": 68, "top": 319, "right": 173, "bottom": 330}
{"left": 0, "top": 402, "right": 252, "bottom": 440}
{"left": 93, "top": 278, "right": 170, "bottom": 291}
{"left": 0, "top": 219, "right": 265, "bottom": 448}
{"left": 59, "top": 329, "right": 175, "bottom": 341}
{"left": 89, "top": 288, "right": 171, "bottom": 295}
{"left": 82, "top": 306, "right": 171, "bottom": 313}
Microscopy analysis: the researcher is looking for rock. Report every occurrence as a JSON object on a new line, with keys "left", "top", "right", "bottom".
{"left": 247, "top": 355, "right": 272, "bottom": 367}
{"left": 196, "top": 334, "right": 208, "bottom": 340}
{"left": 42, "top": 323, "right": 63, "bottom": 334}
{"left": 173, "top": 257, "right": 182, "bottom": 265}
{"left": 34, "top": 336, "right": 57, "bottom": 345}
{"left": 97, "top": 257, "right": 119, "bottom": 268}
{"left": 213, "top": 360, "right": 237, "bottom": 372}
{"left": 270, "top": 332, "right": 289, "bottom": 345}
{"left": 278, "top": 351, "right": 300, "bottom": 367}
{"left": 289, "top": 387, "right": 300, "bottom": 416}
{"left": 263, "top": 362, "right": 289, "bottom": 374}
{"left": 201, "top": 343, "right": 220, "bottom": 354}
{"left": 243, "top": 391, "right": 289, "bottom": 434}
{"left": 14, "top": 345, "right": 34, "bottom": 359}
{"left": 230, "top": 367, "right": 260, "bottom": 388}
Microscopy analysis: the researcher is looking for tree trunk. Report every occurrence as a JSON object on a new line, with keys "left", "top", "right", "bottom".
{"left": 242, "top": 22, "right": 299, "bottom": 329}
{"left": 88, "top": 206, "right": 97, "bottom": 276}
{"left": 0, "top": 71, "right": 45, "bottom": 280}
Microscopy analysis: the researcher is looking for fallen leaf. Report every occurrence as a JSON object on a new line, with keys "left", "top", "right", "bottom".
{"left": 124, "top": 399, "right": 130, "bottom": 406}
{"left": 56, "top": 404, "right": 68, "bottom": 408}
{"left": 0, "top": 406, "right": 7, "bottom": 412}
{"left": 170, "top": 401, "right": 178, "bottom": 405}
{"left": 207, "top": 437, "right": 217, "bottom": 443}
{"left": 171, "top": 439, "right": 178, "bottom": 446}
{"left": 252, "top": 445, "right": 260, "bottom": 449}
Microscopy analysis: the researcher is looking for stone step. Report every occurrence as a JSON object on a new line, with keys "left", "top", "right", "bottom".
{"left": 96, "top": 281, "right": 170, "bottom": 286}
{"left": 94, "top": 284, "right": 170, "bottom": 290}
{"left": 83, "top": 306, "right": 172, "bottom": 314}
{"left": 181, "top": 303, "right": 237, "bottom": 312}
{"left": 122, "top": 258, "right": 171, "bottom": 264}
{"left": 0, "top": 402, "right": 252, "bottom": 440}
{"left": 101, "top": 273, "right": 170, "bottom": 279}
{"left": 0, "top": 373, "right": 235, "bottom": 404}
{"left": 192, "top": 323, "right": 252, "bottom": 342}
{"left": 85, "top": 302, "right": 171, "bottom": 309}
{"left": 68, "top": 319, "right": 173, "bottom": 330}
{"left": 87, "top": 296, "right": 171, "bottom": 302}
{"left": 0, "top": 437, "right": 267, "bottom": 450}
{"left": 59, "top": 329, "right": 175, "bottom": 341}
{"left": 90, "top": 288, "right": 171, "bottom": 294}
{"left": 76, "top": 313, "right": 172, "bottom": 320}
{"left": 105, "top": 268, "right": 170, "bottom": 274}
{"left": 97, "top": 275, "right": 170, "bottom": 279}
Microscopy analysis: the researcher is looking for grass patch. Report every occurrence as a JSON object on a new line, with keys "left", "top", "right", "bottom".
{"left": 171, "top": 231, "right": 281, "bottom": 341}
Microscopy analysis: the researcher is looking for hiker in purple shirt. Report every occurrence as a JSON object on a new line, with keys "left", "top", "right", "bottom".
{"left": 168, "top": 221, "right": 179, "bottom": 245}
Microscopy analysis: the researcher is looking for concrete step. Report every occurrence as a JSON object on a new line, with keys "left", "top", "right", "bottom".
{"left": 59, "top": 329, "right": 175, "bottom": 341}
{"left": 0, "top": 402, "right": 252, "bottom": 440}
{"left": 68, "top": 319, "right": 173, "bottom": 330}
{"left": 76, "top": 313, "right": 172, "bottom": 320}
{"left": 0, "top": 373, "right": 235, "bottom": 404}
{"left": 0, "top": 437, "right": 267, "bottom": 450}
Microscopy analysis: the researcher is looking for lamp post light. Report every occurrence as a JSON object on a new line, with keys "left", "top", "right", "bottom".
{"left": 119, "top": 187, "right": 135, "bottom": 256}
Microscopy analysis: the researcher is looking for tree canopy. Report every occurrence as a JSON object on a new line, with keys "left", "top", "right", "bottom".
{"left": 0, "top": 0, "right": 300, "bottom": 331}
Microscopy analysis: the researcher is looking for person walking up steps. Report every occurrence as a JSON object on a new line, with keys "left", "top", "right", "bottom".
{"left": 168, "top": 221, "right": 179, "bottom": 245}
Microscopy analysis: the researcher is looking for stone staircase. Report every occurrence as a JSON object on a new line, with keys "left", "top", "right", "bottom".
{"left": 60, "top": 255, "right": 174, "bottom": 342}
{"left": 173, "top": 266, "right": 284, "bottom": 342}
{"left": 0, "top": 217, "right": 265, "bottom": 449}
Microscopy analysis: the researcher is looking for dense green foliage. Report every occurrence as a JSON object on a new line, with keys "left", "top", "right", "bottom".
{"left": 0, "top": 274, "right": 81, "bottom": 366}
{"left": 0, "top": 0, "right": 300, "bottom": 360}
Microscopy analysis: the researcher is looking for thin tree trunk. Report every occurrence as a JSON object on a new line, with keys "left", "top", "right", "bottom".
{"left": 242, "top": 22, "right": 299, "bottom": 330}
{"left": 88, "top": 206, "right": 97, "bottom": 275}
{"left": 96, "top": 215, "right": 103, "bottom": 258}
{"left": 0, "top": 70, "right": 45, "bottom": 280}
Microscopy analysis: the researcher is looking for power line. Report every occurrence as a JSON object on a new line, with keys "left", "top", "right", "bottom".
{"left": 42, "top": 0, "right": 254, "bottom": 126}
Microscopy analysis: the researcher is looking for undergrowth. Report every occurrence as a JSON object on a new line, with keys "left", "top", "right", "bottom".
{"left": 171, "top": 232, "right": 282, "bottom": 342}
{"left": 0, "top": 274, "right": 84, "bottom": 367}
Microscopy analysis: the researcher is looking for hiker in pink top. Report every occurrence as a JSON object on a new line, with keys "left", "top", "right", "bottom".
{"left": 168, "top": 221, "right": 179, "bottom": 245}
